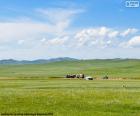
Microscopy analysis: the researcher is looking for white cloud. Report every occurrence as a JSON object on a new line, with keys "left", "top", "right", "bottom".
{"left": 40, "top": 37, "right": 47, "bottom": 42}
{"left": 124, "top": 36, "right": 140, "bottom": 47}
{"left": 36, "top": 8, "right": 84, "bottom": 33}
{"left": 37, "top": 8, "right": 84, "bottom": 23}
{"left": 45, "top": 36, "right": 69, "bottom": 46}
{"left": 0, "top": 22, "right": 139, "bottom": 50}
{"left": 98, "top": 27, "right": 110, "bottom": 36}
{"left": 0, "top": 8, "right": 83, "bottom": 46}
{"left": 0, "top": 6, "right": 140, "bottom": 59}
{"left": 0, "top": 22, "right": 51, "bottom": 43}
{"left": 0, "top": 21, "right": 73, "bottom": 43}
{"left": 120, "top": 28, "right": 138, "bottom": 37}
{"left": 74, "top": 27, "right": 121, "bottom": 48}
{"left": 73, "top": 27, "right": 140, "bottom": 49}
{"left": 108, "top": 31, "right": 119, "bottom": 38}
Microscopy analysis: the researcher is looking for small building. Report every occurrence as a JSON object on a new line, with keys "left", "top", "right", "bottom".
{"left": 85, "top": 76, "right": 93, "bottom": 80}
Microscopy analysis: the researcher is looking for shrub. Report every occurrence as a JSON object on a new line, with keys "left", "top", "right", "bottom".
{"left": 102, "top": 75, "right": 109, "bottom": 79}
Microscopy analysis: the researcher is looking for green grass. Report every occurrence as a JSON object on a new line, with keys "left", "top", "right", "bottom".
{"left": 0, "top": 59, "right": 139, "bottom": 79}
{"left": 0, "top": 59, "right": 140, "bottom": 115}
{"left": 0, "top": 79, "right": 140, "bottom": 116}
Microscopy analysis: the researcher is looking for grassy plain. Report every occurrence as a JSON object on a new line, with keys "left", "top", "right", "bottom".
{"left": 0, "top": 59, "right": 140, "bottom": 116}
{"left": 0, "top": 59, "right": 139, "bottom": 79}
{"left": 0, "top": 79, "right": 140, "bottom": 116}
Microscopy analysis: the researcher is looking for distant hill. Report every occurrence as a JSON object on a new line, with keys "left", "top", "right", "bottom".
{"left": 0, "top": 57, "right": 78, "bottom": 65}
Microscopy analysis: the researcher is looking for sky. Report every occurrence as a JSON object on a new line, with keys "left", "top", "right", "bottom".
{"left": 0, "top": 0, "right": 140, "bottom": 60}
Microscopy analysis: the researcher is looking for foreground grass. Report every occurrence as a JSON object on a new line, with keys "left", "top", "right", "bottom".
{"left": 0, "top": 79, "right": 140, "bottom": 116}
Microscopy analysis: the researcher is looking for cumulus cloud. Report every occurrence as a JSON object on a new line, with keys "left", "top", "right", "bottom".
{"left": 108, "top": 31, "right": 119, "bottom": 38}
{"left": 71, "top": 27, "right": 140, "bottom": 49}
{"left": 122, "top": 36, "right": 140, "bottom": 48}
{"left": 0, "top": 6, "right": 140, "bottom": 59}
{"left": 120, "top": 28, "right": 138, "bottom": 37}
{"left": 74, "top": 27, "right": 119, "bottom": 48}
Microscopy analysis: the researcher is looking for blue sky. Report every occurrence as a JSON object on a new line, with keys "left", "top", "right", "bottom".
{"left": 0, "top": 0, "right": 140, "bottom": 60}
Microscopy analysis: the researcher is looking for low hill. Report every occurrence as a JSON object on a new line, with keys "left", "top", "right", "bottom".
{"left": 0, "top": 57, "right": 77, "bottom": 64}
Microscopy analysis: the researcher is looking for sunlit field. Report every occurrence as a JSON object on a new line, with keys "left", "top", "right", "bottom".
{"left": 0, "top": 59, "right": 140, "bottom": 116}
{"left": 0, "top": 79, "right": 140, "bottom": 116}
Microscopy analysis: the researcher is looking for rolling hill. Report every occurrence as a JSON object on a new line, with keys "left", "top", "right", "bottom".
{"left": 0, "top": 57, "right": 77, "bottom": 64}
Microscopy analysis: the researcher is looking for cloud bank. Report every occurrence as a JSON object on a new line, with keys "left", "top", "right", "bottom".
{"left": 0, "top": 7, "right": 140, "bottom": 59}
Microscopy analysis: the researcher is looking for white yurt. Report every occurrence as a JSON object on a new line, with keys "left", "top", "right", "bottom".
{"left": 85, "top": 76, "right": 93, "bottom": 80}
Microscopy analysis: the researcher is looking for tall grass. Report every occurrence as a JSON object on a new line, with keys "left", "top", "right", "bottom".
{"left": 0, "top": 79, "right": 140, "bottom": 116}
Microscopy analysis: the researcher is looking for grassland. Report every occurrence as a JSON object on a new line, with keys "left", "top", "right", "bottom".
{"left": 0, "top": 59, "right": 139, "bottom": 79}
{"left": 0, "top": 59, "right": 140, "bottom": 116}
{"left": 0, "top": 79, "right": 140, "bottom": 116}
